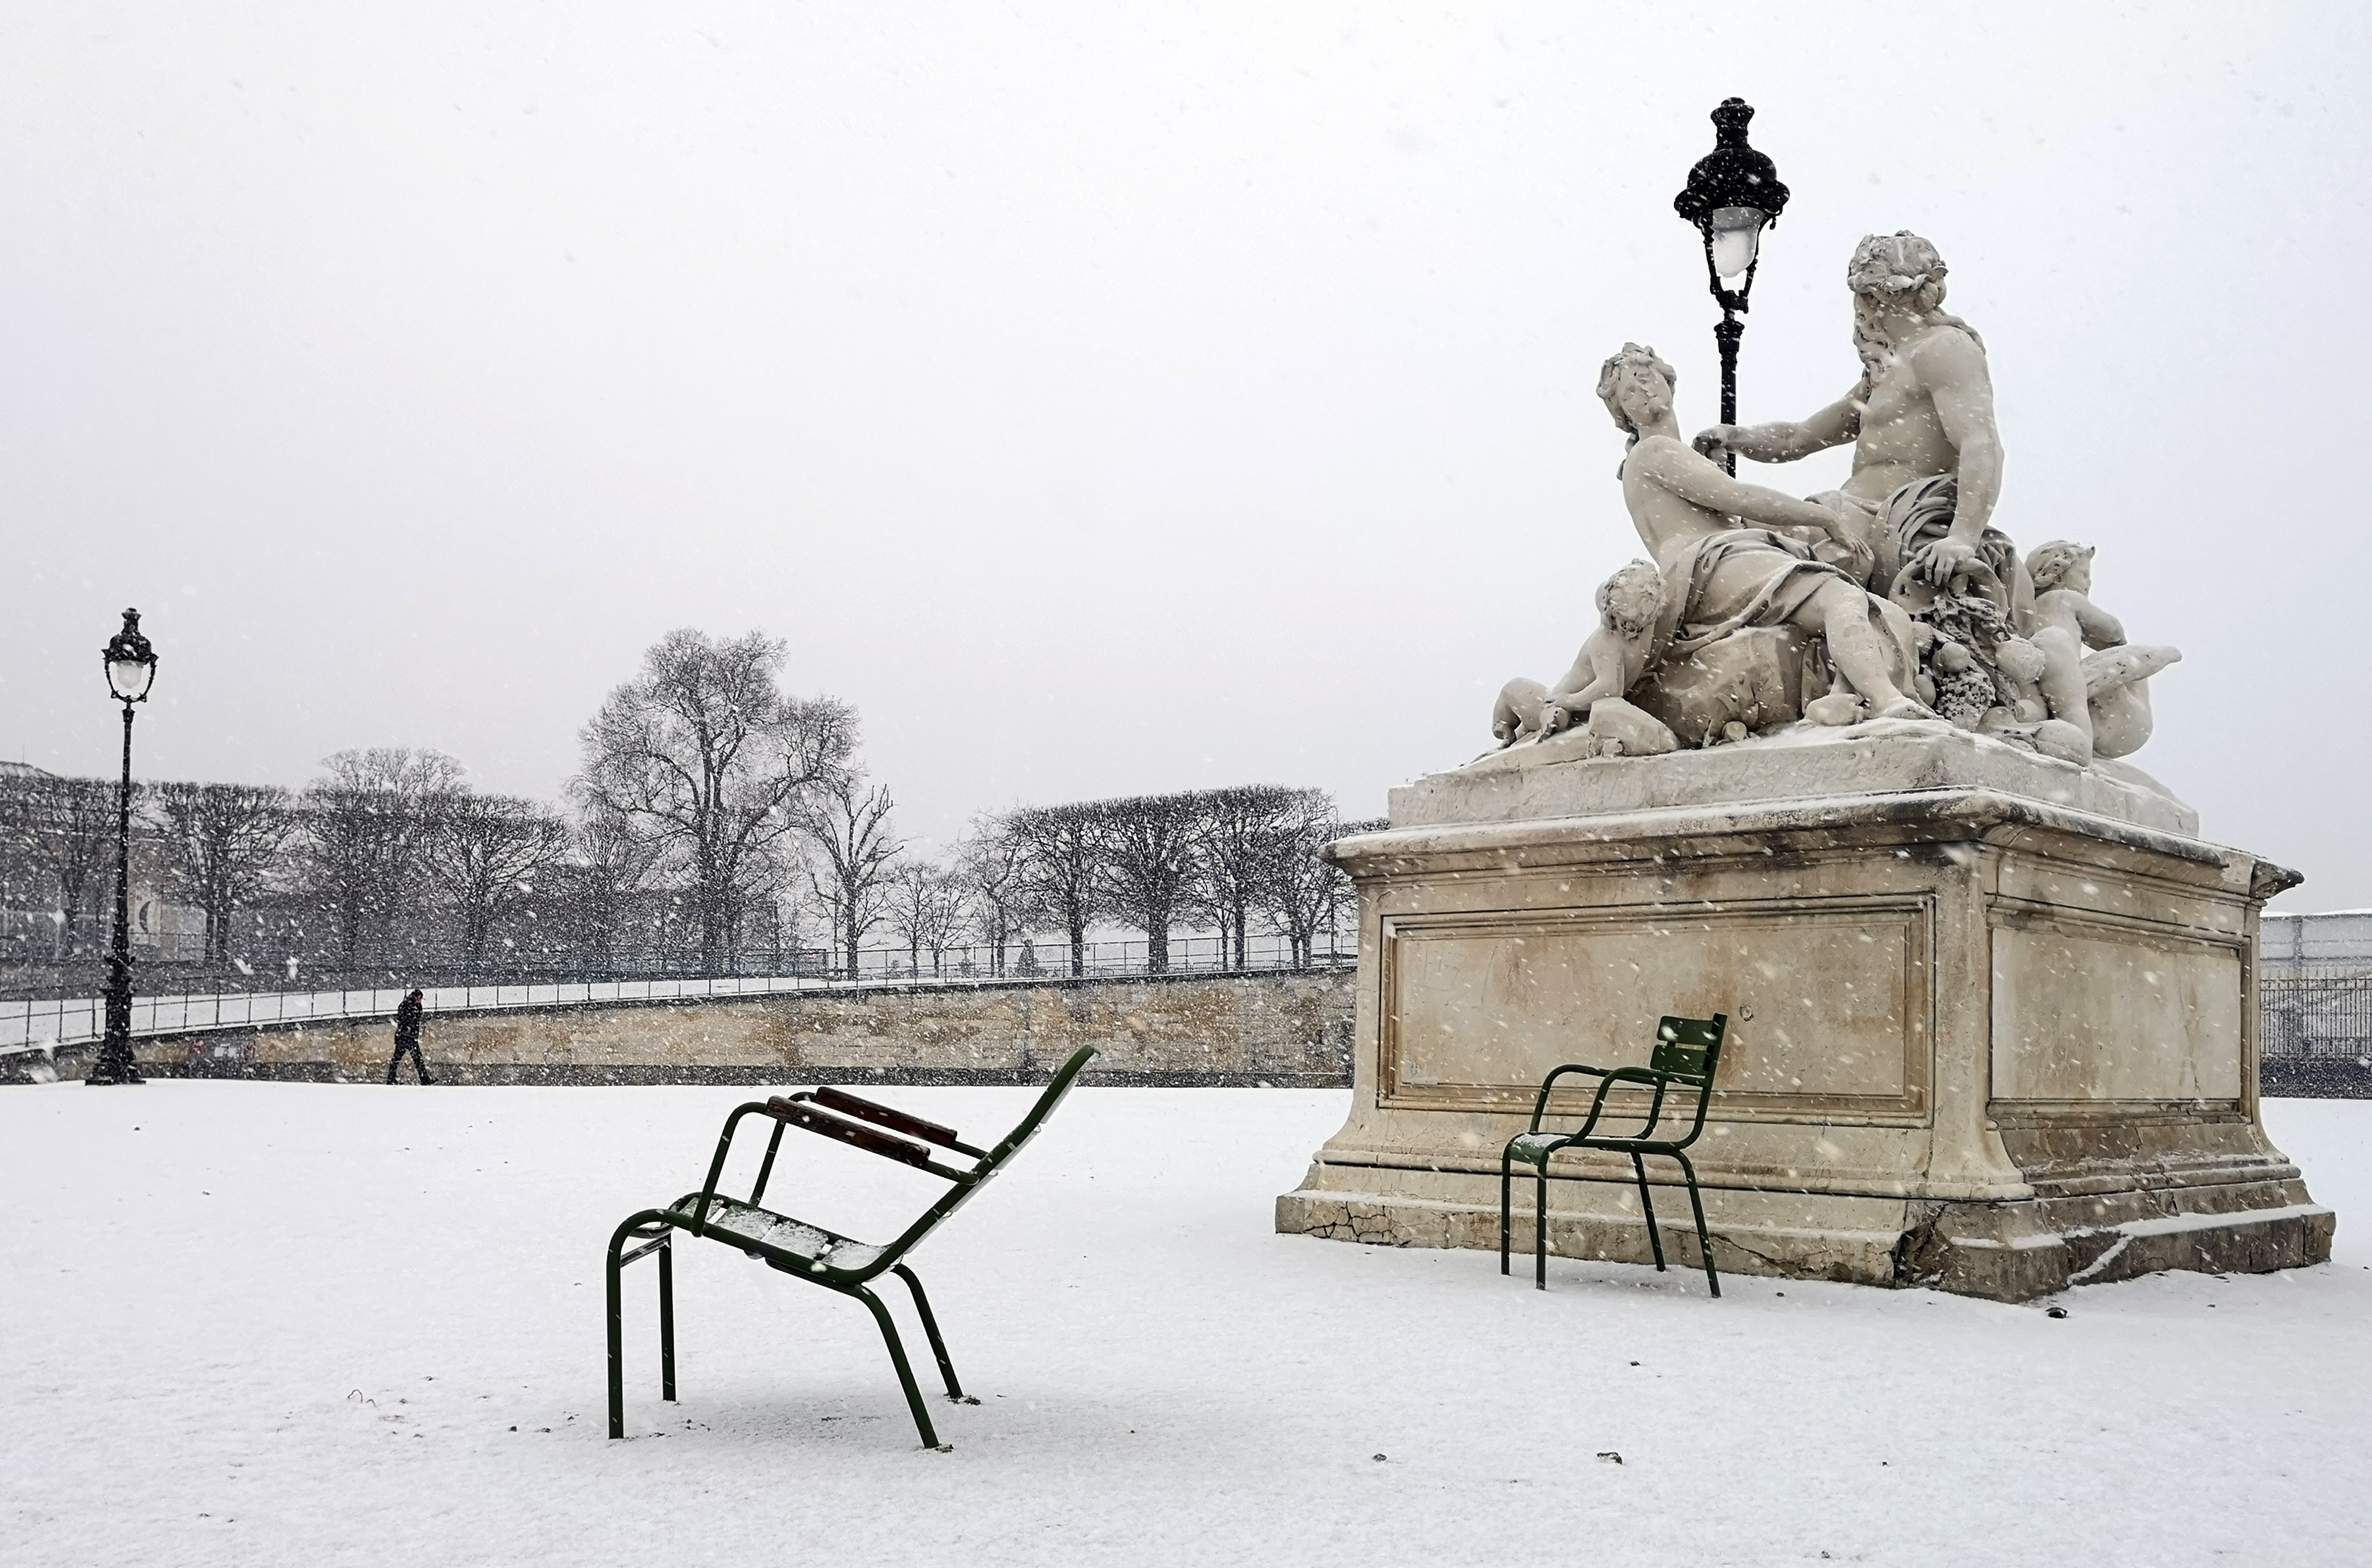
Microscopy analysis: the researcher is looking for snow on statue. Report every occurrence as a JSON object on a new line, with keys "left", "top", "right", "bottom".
{"left": 1489, "top": 233, "right": 2178, "bottom": 768}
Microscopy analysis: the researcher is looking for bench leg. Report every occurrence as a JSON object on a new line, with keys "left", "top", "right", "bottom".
{"left": 1499, "top": 1156, "right": 1513, "bottom": 1276}
{"left": 606, "top": 1241, "right": 625, "bottom": 1439}
{"left": 1674, "top": 1151, "right": 1720, "bottom": 1299}
{"left": 893, "top": 1264, "right": 974, "bottom": 1404}
{"left": 605, "top": 1210, "right": 674, "bottom": 1440}
{"left": 658, "top": 1243, "right": 677, "bottom": 1402}
{"left": 1633, "top": 1153, "right": 1667, "bottom": 1273}
{"left": 853, "top": 1284, "right": 943, "bottom": 1450}
{"left": 1535, "top": 1172, "right": 1548, "bottom": 1291}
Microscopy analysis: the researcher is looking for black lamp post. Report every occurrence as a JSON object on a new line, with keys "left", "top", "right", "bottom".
{"left": 87, "top": 608, "right": 157, "bottom": 1087}
{"left": 1673, "top": 98, "right": 1789, "bottom": 475}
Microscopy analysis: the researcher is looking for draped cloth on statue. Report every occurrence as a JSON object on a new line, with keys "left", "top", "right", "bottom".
{"left": 1647, "top": 528, "right": 1851, "bottom": 667}
{"left": 1880, "top": 473, "right": 2020, "bottom": 613}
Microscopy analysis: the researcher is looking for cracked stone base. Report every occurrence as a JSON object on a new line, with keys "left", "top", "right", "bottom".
{"left": 1279, "top": 737, "right": 2332, "bottom": 1301}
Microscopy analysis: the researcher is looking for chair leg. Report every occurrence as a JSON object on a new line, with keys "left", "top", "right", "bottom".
{"left": 1633, "top": 1153, "right": 1667, "bottom": 1273}
{"left": 1535, "top": 1173, "right": 1549, "bottom": 1291}
{"left": 853, "top": 1284, "right": 944, "bottom": 1449}
{"left": 605, "top": 1210, "right": 674, "bottom": 1439}
{"left": 1674, "top": 1151, "right": 1721, "bottom": 1298}
{"left": 658, "top": 1243, "right": 677, "bottom": 1403}
{"left": 1500, "top": 1156, "right": 1513, "bottom": 1276}
{"left": 606, "top": 1237, "right": 626, "bottom": 1440}
{"left": 892, "top": 1264, "right": 975, "bottom": 1403}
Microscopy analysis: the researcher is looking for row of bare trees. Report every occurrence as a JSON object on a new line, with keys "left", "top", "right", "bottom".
{"left": 0, "top": 628, "right": 1367, "bottom": 983}
{"left": 566, "top": 630, "right": 1369, "bottom": 980}
{"left": 984, "top": 786, "right": 1368, "bottom": 977}
{"left": 0, "top": 753, "right": 578, "bottom": 972}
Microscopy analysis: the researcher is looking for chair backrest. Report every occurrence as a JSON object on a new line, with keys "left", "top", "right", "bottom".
{"left": 986, "top": 1045, "right": 1100, "bottom": 1165}
{"left": 874, "top": 1045, "right": 1099, "bottom": 1265}
{"left": 1650, "top": 1014, "right": 1726, "bottom": 1084}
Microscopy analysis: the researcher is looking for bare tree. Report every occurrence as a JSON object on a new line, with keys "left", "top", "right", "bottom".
{"left": 885, "top": 858, "right": 969, "bottom": 978}
{"left": 954, "top": 815, "right": 1038, "bottom": 977}
{"left": 1098, "top": 792, "right": 1204, "bottom": 974}
{"left": 1190, "top": 784, "right": 1317, "bottom": 970}
{"left": 767, "top": 884, "right": 823, "bottom": 973}
{"left": 799, "top": 777, "right": 900, "bottom": 975}
{"left": 153, "top": 782, "right": 296, "bottom": 965}
{"left": 1005, "top": 802, "right": 1103, "bottom": 977}
{"left": 552, "top": 804, "right": 665, "bottom": 971}
{"left": 426, "top": 793, "right": 570, "bottom": 968}
{"left": 575, "top": 629, "right": 854, "bottom": 974}
{"left": 1272, "top": 810, "right": 1382, "bottom": 967}
{"left": 296, "top": 748, "right": 465, "bottom": 968}
{"left": 1, "top": 775, "right": 119, "bottom": 957}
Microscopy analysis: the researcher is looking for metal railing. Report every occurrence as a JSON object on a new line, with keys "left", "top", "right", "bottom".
{"left": 2261, "top": 969, "right": 2372, "bottom": 1061}
{"left": 0, "top": 932, "right": 1354, "bottom": 1056}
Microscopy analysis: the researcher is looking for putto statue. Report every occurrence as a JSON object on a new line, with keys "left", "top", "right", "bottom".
{"left": 1487, "top": 235, "right": 2176, "bottom": 767}
{"left": 1491, "top": 559, "right": 1673, "bottom": 755}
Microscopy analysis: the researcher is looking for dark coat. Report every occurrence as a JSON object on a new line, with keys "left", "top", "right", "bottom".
{"left": 394, "top": 995, "right": 425, "bottom": 1045}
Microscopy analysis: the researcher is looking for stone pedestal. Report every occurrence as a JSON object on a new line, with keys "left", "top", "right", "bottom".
{"left": 1276, "top": 725, "right": 2332, "bottom": 1300}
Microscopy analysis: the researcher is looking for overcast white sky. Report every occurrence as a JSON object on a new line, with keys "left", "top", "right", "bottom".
{"left": 2, "top": 3, "right": 2366, "bottom": 907}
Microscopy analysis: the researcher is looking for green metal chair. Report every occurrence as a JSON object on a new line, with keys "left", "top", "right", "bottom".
{"left": 606, "top": 1045, "right": 1097, "bottom": 1449}
{"left": 1499, "top": 1014, "right": 1728, "bottom": 1297}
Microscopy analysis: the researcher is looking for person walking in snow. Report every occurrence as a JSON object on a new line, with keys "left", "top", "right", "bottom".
{"left": 387, "top": 988, "right": 433, "bottom": 1084}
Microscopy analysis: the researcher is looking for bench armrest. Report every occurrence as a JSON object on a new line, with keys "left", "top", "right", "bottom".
{"left": 813, "top": 1086, "right": 981, "bottom": 1156}
{"left": 766, "top": 1097, "right": 935, "bottom": 1168}
{"left": 1530, "top": 1063, "right": 1611, "bottom": 1131}
{"left": 1574, "top": 1066, "right": 1674, "bottom": 1143}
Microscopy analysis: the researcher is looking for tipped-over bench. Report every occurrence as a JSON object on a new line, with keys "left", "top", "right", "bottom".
{"left": 605, "top": 1045, "right": 1097, "bottom": 1449}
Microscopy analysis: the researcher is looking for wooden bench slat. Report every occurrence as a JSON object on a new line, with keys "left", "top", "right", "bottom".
{"left": 763, "top": 1098, "right": 932, "bottom": 1168}
{"left": 813, "top": 1086, "right": 965, "bottom": 1150}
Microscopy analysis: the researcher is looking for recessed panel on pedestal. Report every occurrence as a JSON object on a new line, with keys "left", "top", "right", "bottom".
{"left": 1379, "top": 897, "right": 1931, "bottom": 1122}
{"left": 1990, "top": 909, "right": 2245, "bottom": 1106}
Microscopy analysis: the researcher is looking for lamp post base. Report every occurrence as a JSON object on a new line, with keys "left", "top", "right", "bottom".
{"left": 85, "top": 1042, "right": 146, "bottom": 1086}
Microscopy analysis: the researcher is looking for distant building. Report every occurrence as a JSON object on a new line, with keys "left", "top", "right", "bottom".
{"left": 2261, "top": 912, "right": 2372, "bottom": 974}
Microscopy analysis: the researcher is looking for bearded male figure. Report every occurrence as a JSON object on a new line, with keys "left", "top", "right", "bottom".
{"left": 1691, "top": 233, "right": 2138, "bottom": 762}
{"left": 1693, "top": 232, "right": 2002, "bottom": 594}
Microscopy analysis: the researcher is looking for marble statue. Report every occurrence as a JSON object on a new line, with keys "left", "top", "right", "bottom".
{"left": 1305, "top": 206, "right": 2317, "bottom": 1310}
{"left": 1483, "top": 235, "right": 2177, "bottom": 770}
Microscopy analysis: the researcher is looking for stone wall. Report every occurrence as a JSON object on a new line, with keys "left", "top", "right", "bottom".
{"left": 125, "top": 970, "right": 1357, "bottom": 1087}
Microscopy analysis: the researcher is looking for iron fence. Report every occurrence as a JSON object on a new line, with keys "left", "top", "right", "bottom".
{"left": 2261, "top": 969, "right": 2372, "bottom": 1062}
{"left": 0, "top": 931, "right": 1355, "bottom": 1057}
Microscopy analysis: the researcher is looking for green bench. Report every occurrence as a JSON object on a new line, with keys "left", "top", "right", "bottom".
{"left": 1500, "top": 1014, "right": 1728, "bottom": 1297}
{"left": 606, "top": 1045, "right": 1097, "bottom": 1449}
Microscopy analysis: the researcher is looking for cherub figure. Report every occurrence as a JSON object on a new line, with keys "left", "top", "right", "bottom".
{"left": 1491, "top": 560, "right": 1666, "bottom": 747}
{"left": 2021, "top": 541, "right": 2180, "bottom": 760}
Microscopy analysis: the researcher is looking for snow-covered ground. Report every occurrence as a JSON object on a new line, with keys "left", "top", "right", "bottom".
{"left": 5, "top": 1084, "right": 2368, "bottom": 1567}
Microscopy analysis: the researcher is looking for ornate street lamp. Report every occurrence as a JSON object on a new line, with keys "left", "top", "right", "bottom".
{"left": 87, "top": 608, "right": 156, "bottom": 1086}
{"left": 1673, "top": 98, "right": 1789, "bottom": 475}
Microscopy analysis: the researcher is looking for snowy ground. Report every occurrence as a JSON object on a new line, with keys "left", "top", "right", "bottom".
{"left": 5, "top": 1085, "right": 2369, "bottom": 1568}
